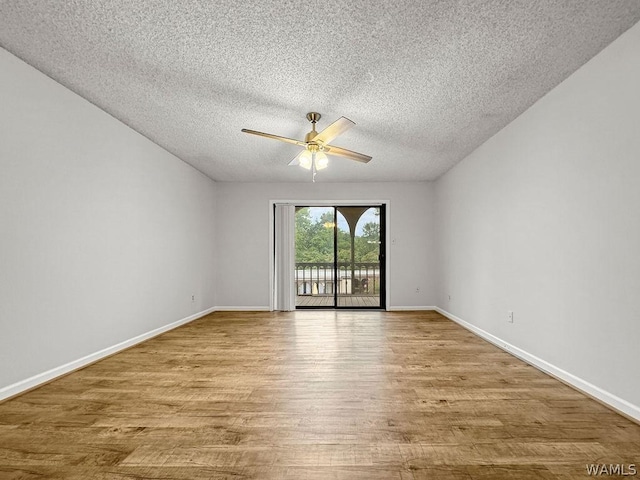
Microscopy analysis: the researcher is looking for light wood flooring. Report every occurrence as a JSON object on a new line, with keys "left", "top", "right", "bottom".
{"left": 1, "top": 311, "right": 638, "bottom": 479}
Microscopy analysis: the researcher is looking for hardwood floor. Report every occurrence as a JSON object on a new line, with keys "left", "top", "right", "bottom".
{"left": 1, "top": 311, "right": 638, "bottom": 479}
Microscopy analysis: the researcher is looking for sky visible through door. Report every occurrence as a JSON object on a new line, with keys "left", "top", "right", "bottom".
{"left": 307, "top": 207, "right": 378, "bottom": 236}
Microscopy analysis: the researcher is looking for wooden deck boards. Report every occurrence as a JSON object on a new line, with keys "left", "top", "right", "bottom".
{"left": 1, "top": 310, "right": 638, "bottom": 479}
{"left": 296, "top": 294, "right": 380, "bottom": 307}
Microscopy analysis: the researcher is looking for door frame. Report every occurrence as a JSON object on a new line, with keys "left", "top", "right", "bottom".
{"left": 269, "top": 199, "right": 390, "bottom": 311}
{"left": 294, "top": 205, "right": 386, "bottom": 310}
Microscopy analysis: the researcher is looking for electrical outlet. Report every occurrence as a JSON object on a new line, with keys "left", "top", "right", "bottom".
{"left": 191, "top": 295, "right": 195, "bottom": 303}
{"left": 507, "top": 310, "right": 514, "bottom": 323}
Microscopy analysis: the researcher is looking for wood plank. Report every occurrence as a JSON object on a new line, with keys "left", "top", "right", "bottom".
{"left": 296, "top": 295, "right": 381, "bottom": 307}
{"left": 1, "top": 311, "right": 638, "bottom": 479}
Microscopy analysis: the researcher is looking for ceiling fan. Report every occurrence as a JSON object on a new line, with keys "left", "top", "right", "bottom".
{"left": 241, "top": 112, "right": 372, "bottom": 181}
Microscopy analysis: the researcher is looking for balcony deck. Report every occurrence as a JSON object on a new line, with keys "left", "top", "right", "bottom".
{"left": 295, "top": 261, "right": 381, "bottom": 308}
{"left": 296, "top": 294, "right": 380, "bottom": 308}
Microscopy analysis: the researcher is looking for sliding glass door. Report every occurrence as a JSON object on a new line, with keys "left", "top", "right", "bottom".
{"left": 295, "top": 205, "right": 385, "bottom": 309}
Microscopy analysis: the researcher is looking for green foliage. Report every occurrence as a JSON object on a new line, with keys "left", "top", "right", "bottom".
{"left": 295, "top": 208, "right": 380, "bottom": 264}
{"left": 295, "top": 208, "right": 333, "bottom": 262}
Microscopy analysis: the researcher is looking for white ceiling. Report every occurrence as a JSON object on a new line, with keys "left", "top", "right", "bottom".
{"left": 1, "top": 1, "right": 639, "bottom": 183}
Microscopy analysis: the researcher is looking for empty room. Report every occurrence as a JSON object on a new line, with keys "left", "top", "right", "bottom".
{"left": 1, "top": 1, "right": 639, "bottom": 479}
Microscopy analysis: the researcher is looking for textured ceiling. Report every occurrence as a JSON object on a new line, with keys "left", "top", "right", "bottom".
{"left": 1, "top": 1, "right": 639, "bottom": 182}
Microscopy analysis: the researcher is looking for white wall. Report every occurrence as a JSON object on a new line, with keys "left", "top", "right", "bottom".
{"left": 0, "top": 49, "right": 217, "bottom": 396}
{"left": 215, "top": 182, "right": 435, "bottom": 309}
{"left": 434, "top": 22, "right": 640, "bottom": 414}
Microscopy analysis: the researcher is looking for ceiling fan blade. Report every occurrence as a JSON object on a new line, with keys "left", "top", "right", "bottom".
{"left": 324, "top": 144, "right": 372, "bottom": 163}
{"left": 288, "top": 150, "right": 304, "bottom": 166}
{"left": 241, "top": 129, "right": 306, "bottom": 147}
{"left": 312, "top": 117, "right": 355, "bottom": 145}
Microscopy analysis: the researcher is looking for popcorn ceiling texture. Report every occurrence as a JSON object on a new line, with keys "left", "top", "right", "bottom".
{"left": 1, "top": 1, "right": 639, "bottom": 182}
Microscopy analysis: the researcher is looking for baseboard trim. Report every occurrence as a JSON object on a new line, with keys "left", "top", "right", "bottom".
{"left": 434, "top": 307, "right": 640, "bottom": 424}
{"left": 0, "top": 306, "right": 216, "bottom": 402}
{"left": 214, "top": 306, "right": 271, "bottom": 311}
{"left": 387, "top": 306, "right": 437, "bottom": 311}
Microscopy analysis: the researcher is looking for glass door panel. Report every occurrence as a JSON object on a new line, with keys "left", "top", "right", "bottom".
{"left": 294, "top": 207, "right": 335, "bottom": 308}
{"left": 336, "top": 207, "right": 382, "bottom": 308}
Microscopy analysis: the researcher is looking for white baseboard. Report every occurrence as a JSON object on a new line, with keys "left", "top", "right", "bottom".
{"left": 387, "top": 306, "right": 437, "bottom": 311}
{"left": 0, "top": 306, "right": 216, "bottom": 402}
{"left": 435, "top": 307, "right": 640, "bottom": 423}
{"left": 214, "top": 306, "right": 271, "bottom": 311}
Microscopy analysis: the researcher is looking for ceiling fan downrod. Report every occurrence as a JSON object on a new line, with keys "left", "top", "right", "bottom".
{"left": 305, "top": 112, "right": 321, "bottom": 143}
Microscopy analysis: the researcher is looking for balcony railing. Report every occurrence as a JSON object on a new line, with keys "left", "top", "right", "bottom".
{"left": 295, "top": 262, "right": 380, "bottom": 296}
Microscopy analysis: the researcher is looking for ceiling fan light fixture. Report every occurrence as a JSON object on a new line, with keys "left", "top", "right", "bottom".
{"left": 315, "top": 152, "right": 328, "bottom": 170}
{"left": 299, "top": 150, "right": 313, "bottom": 170}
